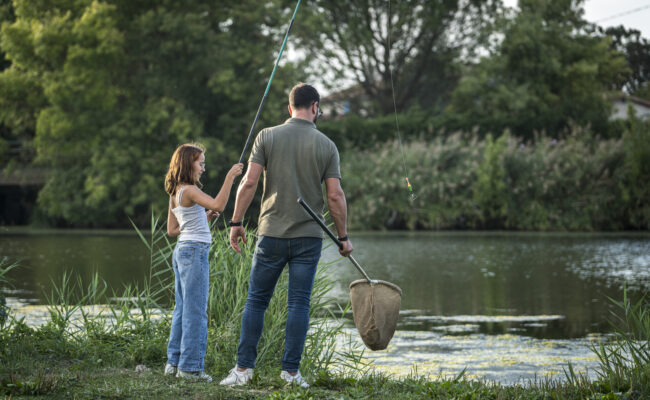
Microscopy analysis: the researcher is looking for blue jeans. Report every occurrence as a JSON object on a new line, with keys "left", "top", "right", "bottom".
{"left": 167, "top": 241, "right": 210, "bottom": 372}
{"left": 237, "top": 235, "right": 323, "bottom": 372}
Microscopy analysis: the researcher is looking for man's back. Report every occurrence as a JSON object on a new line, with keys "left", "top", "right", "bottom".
{"left": 249, "top": 117, "right": 340, "bottom": 238}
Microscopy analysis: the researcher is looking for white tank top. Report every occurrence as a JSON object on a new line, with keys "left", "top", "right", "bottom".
{"left": 171, "top": 186, "right": 211, "bottom": 244}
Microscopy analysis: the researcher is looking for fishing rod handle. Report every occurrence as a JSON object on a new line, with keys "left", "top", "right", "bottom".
{"left": 297, "top": 197, "right": 341, "bottom": 247}
{"left": 297, "top": 197, "right": 372, "bottom": 283}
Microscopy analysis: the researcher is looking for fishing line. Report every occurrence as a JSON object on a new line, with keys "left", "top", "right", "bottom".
{"left": 238, "top": 0, "right": 302, "bottom": 164}
{"left": 387, "top": 0, "right": 416, "bottom": 201}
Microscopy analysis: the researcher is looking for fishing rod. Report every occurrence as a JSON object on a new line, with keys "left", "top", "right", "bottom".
{"left": 387, "top": 0, "right": 416, "bottom": 201}
{"left": 238, "top": 0, "right": 302, "bottom": 164}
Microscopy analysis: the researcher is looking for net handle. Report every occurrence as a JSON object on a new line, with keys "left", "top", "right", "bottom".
{"left": 297, "top": 197, "right": 372, "bottom": 283}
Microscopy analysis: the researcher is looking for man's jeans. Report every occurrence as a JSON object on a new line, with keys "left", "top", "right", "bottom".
{"left": 237, "top": 235, "right": 323, "bottom": 372}
{"left": 167, "top": 241, "right": 210, "bottom": 372}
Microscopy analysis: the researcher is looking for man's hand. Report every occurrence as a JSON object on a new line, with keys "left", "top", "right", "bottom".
{"left": 206, "top": 210, "right": 220, "bottom": 221}
{"left": 229, "top": 226, "right": 247, "bottom": 253}
{"left": 339, "top": 240, "right": 353, "bottom": 257}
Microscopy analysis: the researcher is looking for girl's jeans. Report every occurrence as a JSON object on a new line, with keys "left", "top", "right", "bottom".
{"left": 236, "top": 235, "right": 323, "bottom": 372}
{"left": 167, "top": 241, "right": 210, "bottom": 372}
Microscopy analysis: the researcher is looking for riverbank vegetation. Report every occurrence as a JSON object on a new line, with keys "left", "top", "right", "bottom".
{"left": 335, "top": 117, "right": 650, "bottom": 231}
{"left": 1, "top": 223, "right": 648, "bottom": 399}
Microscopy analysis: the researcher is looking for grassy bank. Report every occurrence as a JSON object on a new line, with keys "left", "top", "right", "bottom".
{"left": 0, "top": 222, "right": 648, "bottom": 399}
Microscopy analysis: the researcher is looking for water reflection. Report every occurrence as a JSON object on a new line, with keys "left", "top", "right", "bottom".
{"left": 1, "top": 229, "right": 150, "bottom": 304}
{"left": 321, "top": 232, "right": 650, "bottom": 339}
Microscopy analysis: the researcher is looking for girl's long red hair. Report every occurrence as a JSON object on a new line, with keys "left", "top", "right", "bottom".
{"left": 164, "top": 143, "right": 204, "bottom": 196}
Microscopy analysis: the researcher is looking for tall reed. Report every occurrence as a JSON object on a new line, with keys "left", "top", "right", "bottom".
{"left": 0, "top": 259, "right": 18, "bottom": 326}
{"left": 592, "top": 290, "right": 650, "bottom": 394}
{"left": 131, "top": 214, "right": 366, "bottom": 377}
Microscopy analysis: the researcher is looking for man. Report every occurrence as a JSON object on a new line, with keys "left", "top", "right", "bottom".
{"left": 219, "top": 83, "right": 353, "bottom": 388}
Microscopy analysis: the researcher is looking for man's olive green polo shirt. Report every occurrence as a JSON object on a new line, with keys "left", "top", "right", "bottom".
{"left": 249, "top": 117, "right": 341, "bottom": 238}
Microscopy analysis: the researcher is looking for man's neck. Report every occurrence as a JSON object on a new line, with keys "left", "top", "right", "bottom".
{"left": 291, "top": 112, "right": 313, "bottom": 122}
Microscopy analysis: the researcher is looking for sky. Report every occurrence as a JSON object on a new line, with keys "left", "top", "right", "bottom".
{"left": 502, "top": 0, "right": 650, "bottom": 38}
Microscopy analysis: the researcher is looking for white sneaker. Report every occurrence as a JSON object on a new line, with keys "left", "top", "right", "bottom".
{"left": 280, "top": 370, "right": 309, "bottom": 388}
{"left": 176, "top": 370, "right": 213, "bottom": 382}
{"left": 219, "top": 367, "right": 254, "bottom": 386}
{"left": 164, "top": 363, "right": 177, "bottom": 376}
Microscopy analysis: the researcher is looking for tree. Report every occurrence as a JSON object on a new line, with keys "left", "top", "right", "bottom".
{"left": 0, "top": 0, "right": 12, "bottom": 71}
{"left": 603, "top": 25, "right": 650, "bottom": 100}
{"left": 294, "top": 0, "right": 502, "bottom": 116}
{"left": 444, "top": 0, "right": 629, "bottom": 139}
{"left": 0, "top": 0, "right": 18, "bottom": 166}
{"left": 0, "top": 0, "right": 302, "bottom": 226}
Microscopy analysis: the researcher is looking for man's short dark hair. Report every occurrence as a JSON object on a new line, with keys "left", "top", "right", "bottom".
{"left": 289, "top": 83, "right": 320, "bottom": 110}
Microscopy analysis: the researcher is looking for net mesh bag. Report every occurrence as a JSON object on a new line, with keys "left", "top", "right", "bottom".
{"left": 349, "top": 279, "right": 402, "bottom": 351}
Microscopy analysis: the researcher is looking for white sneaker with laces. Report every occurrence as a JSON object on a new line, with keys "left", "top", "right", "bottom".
{"left": 280, "top": 370, "right": 309, "bottom": 388}
{"left": 219, "top": 367, "right": 254, "bottom": 386}
{"left": 176, "top": 370, "right": 213, "bottom": 382}
{"left": 164, "top": 363, "right": 177, "bottom": 376}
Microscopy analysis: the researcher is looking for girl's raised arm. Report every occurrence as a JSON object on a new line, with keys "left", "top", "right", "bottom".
{"left": 185, "top": 163, "right": 244, "bottom": 212}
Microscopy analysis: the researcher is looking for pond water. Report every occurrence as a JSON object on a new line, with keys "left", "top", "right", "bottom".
{"left": 2, "top": 228, "right": 649, "bottom": 384}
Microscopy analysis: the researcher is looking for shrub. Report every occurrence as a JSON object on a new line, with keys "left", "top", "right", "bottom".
{"left": 340, "top": 127, "right": 642, "bottom": 230}
{"left": 620, "top": 115, "right": 650, "bottom": 229}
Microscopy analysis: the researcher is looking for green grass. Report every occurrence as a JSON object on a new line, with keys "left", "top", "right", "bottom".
{"left": 0, "top": 258, "right": 17, "bottom": 326}
{"left": 0, "top": 219, "right": 648, "bottom": 399}
{"left": 590, "top": 289, "right": 650, "bottom": 395}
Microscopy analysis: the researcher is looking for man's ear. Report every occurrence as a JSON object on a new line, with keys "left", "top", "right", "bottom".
{"left": 288, "top": 104, "right": 293, "bottom": 116}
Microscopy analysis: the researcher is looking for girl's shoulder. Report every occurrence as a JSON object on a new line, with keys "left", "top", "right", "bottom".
{"left": 178, "top": 184, "right": 201, "bottom": 207}
{"left": 180, "top": 184, "right": 201, "bottom": 195}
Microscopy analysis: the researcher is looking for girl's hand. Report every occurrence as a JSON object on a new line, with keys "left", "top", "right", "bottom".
{"left": 227, "top": 163, "right": 244, "bottom": 180}
{"left": 206, "top": 210, "right": 220, "bottom": 221}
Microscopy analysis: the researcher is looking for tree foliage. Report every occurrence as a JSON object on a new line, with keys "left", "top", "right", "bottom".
{"left": 0, "top": 0, "right": 303, "bottom": 226}
{"left": 603, "top": 25, "right": 650, "bottom": 100}
{"left": 294, "top": 0, "right": 501, "bottom": 115}
{"left": 443, "top": 0, "right": 629, "bottom": 139}
{"left": 621, "top": 113, "right": 650, "bottom": 229}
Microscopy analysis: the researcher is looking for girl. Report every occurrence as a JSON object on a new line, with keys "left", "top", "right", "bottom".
{"left": 163, "top": 143, "right": 243, "bottom": 382}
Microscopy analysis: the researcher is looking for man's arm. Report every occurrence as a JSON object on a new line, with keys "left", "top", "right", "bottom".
{"left": 229, "top": 162, "right": 263, "bottom": 253}
{"left": 232, "top": 162, "right": 263, "bottom": 222}
{"left": 325, "top": 177, "right": 353, "bottom": 256}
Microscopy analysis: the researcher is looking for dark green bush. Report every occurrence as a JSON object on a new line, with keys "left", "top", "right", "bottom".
{"left": 620, "top": 116, "right": 650, "bottom": 229}
{"left": 319, "top": 107, "right": 435, "bottom": 151}
{"left": 340, "top": 126, "right": 648, "bottom": 230}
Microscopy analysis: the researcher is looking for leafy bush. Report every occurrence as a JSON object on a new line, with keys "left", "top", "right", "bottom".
{"left": 620, "top": 115, "right": 650, "bottom": 229}
{"left": 319, "top": 107, "right": 435, "bottom": 152}
{"left": 340, "top": 126, "right": 647, "bottom": 230}
{"left": 474, "top": 134, "right": 508, "bottom": 227}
